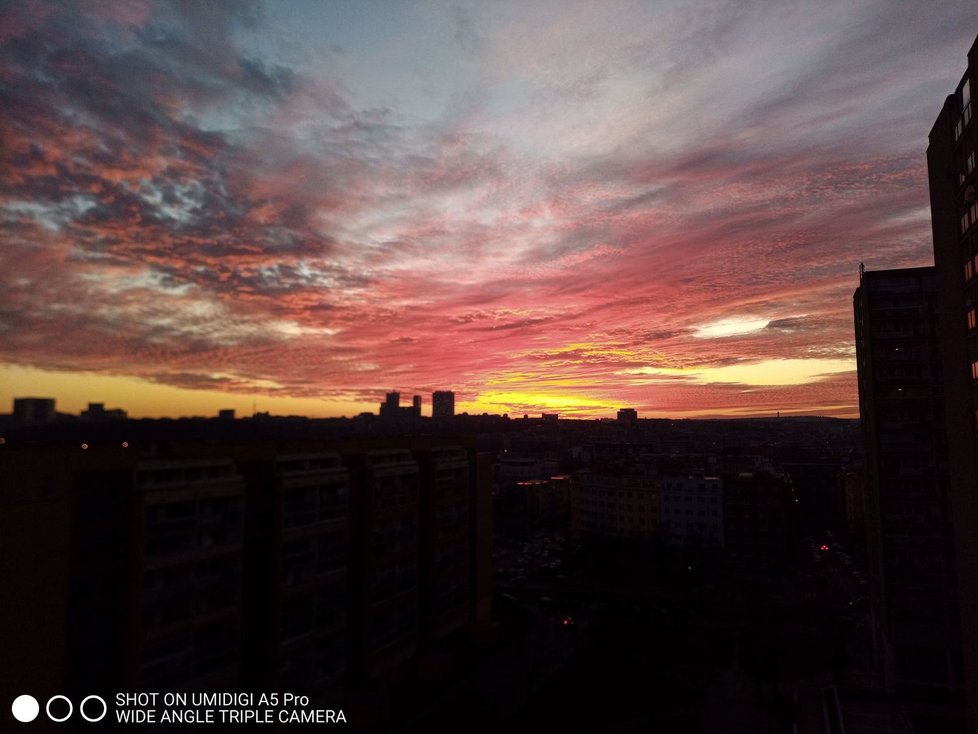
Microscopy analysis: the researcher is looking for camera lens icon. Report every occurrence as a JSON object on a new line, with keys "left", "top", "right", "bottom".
{"left": 80, "top": 696, "right": 107, "bottom": 722}
{"left": 11, "top": 695, "right": 39, "bottom": 723}
{"left": 11, "top": 695, "right": 107, "bottom": 723}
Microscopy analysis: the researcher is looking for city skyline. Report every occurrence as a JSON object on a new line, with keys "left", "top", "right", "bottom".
{"left": 2, "top": 2, "right": 976, "bottom": 420}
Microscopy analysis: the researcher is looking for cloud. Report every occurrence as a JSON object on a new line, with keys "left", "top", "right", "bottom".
{"left": 1, "top": 0, "right": 973, "bottom": 417}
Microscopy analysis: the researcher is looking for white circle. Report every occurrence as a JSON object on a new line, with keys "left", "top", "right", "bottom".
{"left": 11, "top": 695, "right": 39, "bottom": 723}
{"left": 80, "top": 696, "right": 107, "bottom": 723}
{"left": 46, "top": 695, "right": 73, "bottom": 723}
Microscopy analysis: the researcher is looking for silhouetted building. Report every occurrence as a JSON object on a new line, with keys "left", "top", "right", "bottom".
{"left": 380, "top": 392, "right": 401, "bottom": 417}
{"left": 616, "top": 408, "right": 638, "bottom": 424}
{"left": 80, "top": 402, "right": 128, "bottom": 420}
{"left": 854, "top": 266, "right": 961, "bottom": 694}
{"left": 12, "top": 397, "right": 56, "bottom": 424}
{"left": 378, "top": 391, "right": 421, "bottom": 422}
{"left": 928, "top": 35, "right": 978, "bottom": 732}
{"left": 432, "top": 391, "right": 455, "bottom": 420}
{"left": 218, "top": 409, "right": 235, "bottom": 420}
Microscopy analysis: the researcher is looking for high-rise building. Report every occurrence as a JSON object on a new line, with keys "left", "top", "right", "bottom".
{"left": 432, "top": 391, "right": 455, "bottom": 420}
{"left": 854, "top": 266, "right": 961, "bottom": 694}
{"left": 378, "top": 391, "right": 421, "bottom": 422}
{"left": 12, "top": 397, "right": 56, "bottom": 424}
{"left": 616, "top": 408, "right": 638, "bottom": 424}
{"left": 379, "top": 392, "right": 400, "bottom": 417}
{"left": 927, "top": 34, "right": 978, "bottom": 732}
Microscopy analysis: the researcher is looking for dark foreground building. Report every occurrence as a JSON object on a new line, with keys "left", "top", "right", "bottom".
{"left": 927, "top": 33, "right": 978, "bottom": 734}
{"left": 0, "top": 434, "right": 491, "bottom": 730}
{"left": 854, "top": 266, "right": 961, "bottom": 696}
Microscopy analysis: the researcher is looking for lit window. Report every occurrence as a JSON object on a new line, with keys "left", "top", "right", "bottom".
{"left": 971, "top": 361, "right": 978, "bottom": 380}
{"left": 968, "top": 309, "right": 976, "bottom": 330}
{"left": 966, "top": 261, "right": 974, "bottom": 281}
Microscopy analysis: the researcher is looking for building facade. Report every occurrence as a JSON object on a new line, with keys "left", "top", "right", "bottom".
{"left": 432, "top": 391, "right": 455, "bottom": 420}
{"left": 927, "top": 35, "right": 978, "bottom": 731}
{"left": 659, "top": 475, "right": 723, "bottom": 549}
{"left": 854, "top": 266, "right": 961, "bottom": 694}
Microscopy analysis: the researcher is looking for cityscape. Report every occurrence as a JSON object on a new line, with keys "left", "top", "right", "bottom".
{"left": 2, "top": 2, "right": 978, "bottom": 733}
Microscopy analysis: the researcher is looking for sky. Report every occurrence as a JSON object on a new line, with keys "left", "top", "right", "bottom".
{"left": 1, "top": 1, "right": 975, "bottom": 419}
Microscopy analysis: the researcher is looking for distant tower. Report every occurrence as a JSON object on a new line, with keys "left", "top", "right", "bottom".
{"left": 616, "top": 408, "right": 638, "bottom": 424}
{"left": 12, "top": 397, "right": 56, "bottom": 425}
{"left": 432, "top": 391, "right": 455, "bottom": 420}
{"left": 379, "top": 391, "right": 400, "bottom": 417}
{"left": 412, "top": 395, "right": 422, "bottom": 416}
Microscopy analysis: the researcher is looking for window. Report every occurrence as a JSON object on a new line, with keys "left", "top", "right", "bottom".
{"left": 971, "top": 361, "right": 978, "bottom": 380}
{"left": 964, "top": 80, "right": 973, "bottom": 126}
{"left": 966, "top": 260, "right": 974, "bottom": 281}
{"left": 968, "top": 309, "right": 976, "bottom": 330}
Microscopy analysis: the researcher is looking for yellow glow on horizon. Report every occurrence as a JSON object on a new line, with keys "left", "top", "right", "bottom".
{"left": 459, "top": 390, "right": 612, "bottom": 417}
{"left": 0, "top": 364, "right": 368, "bottom": 418}
{"left": 1, "top": 360, "right": 858, "bottom": 422}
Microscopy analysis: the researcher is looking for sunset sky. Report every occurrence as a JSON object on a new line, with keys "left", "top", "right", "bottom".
{"left": 1, "top": 1, "right": 975, "bottom": 419}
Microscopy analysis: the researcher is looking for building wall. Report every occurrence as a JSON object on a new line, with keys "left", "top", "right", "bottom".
{"left": 133, "top": 458, "right": 245, "bottom": 691}
{"left": 432, "top": 391, "right": 455, "bottom": 420}
{"left": 0, "top": 435, "right": 491, "bottom": 724}
{"left": 928, "top": 35, "right": 978, "bottom": 731}
{"left": 660, "top": 476, "right": 723, "bottom": 548}
{"left": 854, "top": 267, "right": 961, "bottom": 694}
{"left": 723, "top": 471, "right": 791, "bottom": 562}
{"left": 574, "top": 471, "right": 658, "bottom": 540}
